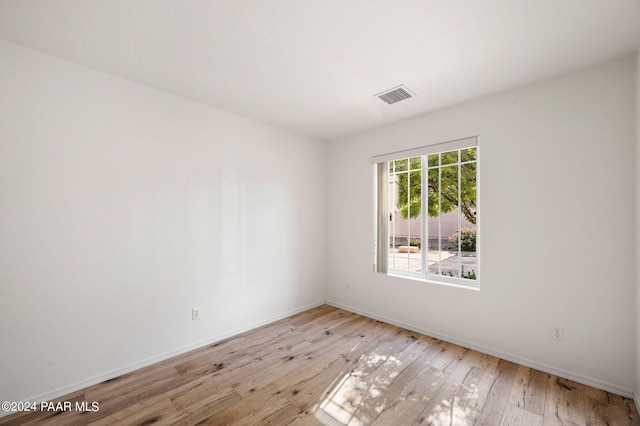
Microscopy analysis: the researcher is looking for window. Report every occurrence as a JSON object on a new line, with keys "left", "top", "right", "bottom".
{"left": 373, "top": 137, "right": 479, "bottom": 287}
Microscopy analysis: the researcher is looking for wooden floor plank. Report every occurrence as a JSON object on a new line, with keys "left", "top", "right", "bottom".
{"left": 372, "top": 364, "right": 448, "bottom": 425}
{"left": 507, "top": 365, "right": 548, "bottom": 416}
{"left": 87, "top": 394, "right": 177, "bottom": 426}
{"left": 416, "top": 357, "right": 478, "bottom": 425}
{"left": 500, "top": 404, "right": 543, "bottom": 426}
{"left": 196, "top": 384, "right": 293, "bottom": 425}
{"left": 164, "top": 387, "right": 242, "bottom": 426}
{"left": 303, "top": 334, "right": 415, "bottom": 423}
{"left": 474, "top": 359, "right": 519, "bottom": 425}
{"left": 352, "top": 339, "right": 436, "bottom": 424}
{"left": 1, "top": 305, "right": 637, "bottom": 426}
{"left": 544, "top": 376, "right": 587, "bottom": 425}
{"left": 233, "top": 332, "right": 349, "bottom": 396}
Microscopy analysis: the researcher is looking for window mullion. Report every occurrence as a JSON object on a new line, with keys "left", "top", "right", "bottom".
{"left": 391, "top": 169, "right": 396, "bottom": 270}
{"left": 406, "top": 168, "right": 411, "bottom": 271}
{"left": 438, "top": 154, "right": 442, "bottom": 276}
{"left": 421, "top": 156, "right": 427, "bottom": 276}
{"left": 457, "top": 151, "right": 462, "bottom": 278}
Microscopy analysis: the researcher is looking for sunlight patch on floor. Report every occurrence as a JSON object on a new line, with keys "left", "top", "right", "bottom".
{"left": 314, "top": 351, "right": 405, "bottom": 425}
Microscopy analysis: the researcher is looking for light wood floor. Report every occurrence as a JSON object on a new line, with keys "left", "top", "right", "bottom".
{"left": 2, "top": 305, "right": 639, "bottom": 425}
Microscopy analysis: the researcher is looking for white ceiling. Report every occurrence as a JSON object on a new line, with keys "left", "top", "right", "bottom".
{"left": 1, "top": 1, "right": 639, "bottom": 141}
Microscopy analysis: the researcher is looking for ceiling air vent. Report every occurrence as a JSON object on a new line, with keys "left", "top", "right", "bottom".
{"left": 375, "top": 85, "right": 415, "bottom": 105}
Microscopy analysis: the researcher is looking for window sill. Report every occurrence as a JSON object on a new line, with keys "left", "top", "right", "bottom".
{"left": 387, "top": 271, "right": 480, "bottom": 291}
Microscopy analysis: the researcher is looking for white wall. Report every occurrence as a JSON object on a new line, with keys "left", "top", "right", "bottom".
{"left": 327, "top": 59, "right": 637, "bottom": 395}
{"left": 0, "top": 41, "right": 326, "bottom": 403}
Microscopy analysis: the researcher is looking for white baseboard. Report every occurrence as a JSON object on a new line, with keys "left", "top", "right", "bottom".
{"left": 0, "top": 300, "right": 325, "bottom": 419}
{"left": 326, "top": 300, "right": 635, "bottom": 399}
{"left": 635, "top": 393, "right": 640, "bottom": 417}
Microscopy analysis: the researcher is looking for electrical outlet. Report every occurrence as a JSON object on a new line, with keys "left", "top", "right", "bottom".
{"left": 192, "top": 307, "right": 201, "bottom": 321}
{"left": 552, "top": 326, "right": 564, "bottom": 341}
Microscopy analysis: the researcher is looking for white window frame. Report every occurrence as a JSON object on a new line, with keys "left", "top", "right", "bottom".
{"left": 373, "top": 136, "right": 480, "bottom": 289}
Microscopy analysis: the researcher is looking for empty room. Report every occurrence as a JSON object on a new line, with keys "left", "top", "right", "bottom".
{"left": 1, "top": 1, "right": 640, "bottom": 425}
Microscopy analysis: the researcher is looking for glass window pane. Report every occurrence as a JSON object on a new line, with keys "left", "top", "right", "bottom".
{"left": 442, "top": 165, "right": 459, "bottom": 278}
{"left": 389, "top": 163, "right": 422, "bottom": 274}
{"left": 435, "top": 208, "right": 458, "bottom": 278}
{"left": 460, "top": 161, "right": 477, "bottom": 280}
{"left": 428, "top": 153, "right": 439, "bottom": 167}
{"left": 392, "top": 192, "right": 411, "bottom": 273}
{"left": 439, "top": 164, "right": 458, "bottom": 216}
{"left": 441, "top": 150, "right": 458, "bottom": 165}
{"left": 394, "top": 158, "right": 407, "bottom": 172}
{"left": 459, "top": 226, "right": 477, "bottom": 280}
{"left": 460, "top": 162, "right": 477, "bottom": 225}
{"left": 426, "top": 168, "right": 439, "bottom": 218}
{"left": 409, "top": 156, "right": 421, "bottom": 171}
{"left": 460, "top": 147, "right": 477, "bottom": 163}
{"left": 427, "top": 168, "right": 440, "bottom": 275}
{"left": 407, "top": 171, "right": 422, "bottom": 218}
